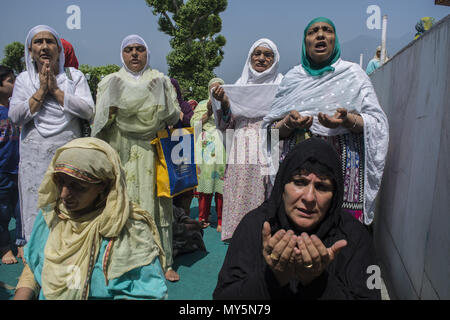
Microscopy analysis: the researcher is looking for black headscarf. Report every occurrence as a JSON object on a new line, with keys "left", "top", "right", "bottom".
{"left": 265, "top": 137, "right": 344, "bottom": 242}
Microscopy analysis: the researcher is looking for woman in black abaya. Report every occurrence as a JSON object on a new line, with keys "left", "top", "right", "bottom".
{"left": 213, "top": 138, "right": 381, "bottom": 300}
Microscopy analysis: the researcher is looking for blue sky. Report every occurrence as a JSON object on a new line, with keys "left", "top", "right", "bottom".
{"left": 1, "top": 0, "right": 449, "bottom": 83}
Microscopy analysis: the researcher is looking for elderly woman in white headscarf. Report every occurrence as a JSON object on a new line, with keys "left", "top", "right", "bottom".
{"left": 9, "top": 25, "right": 94, "bottom": 242}
{"left": 92, "top": 34, "right": 181, "bottom": 282}
{"left": 211, "top": 38, "right": 283, "bottom": 241}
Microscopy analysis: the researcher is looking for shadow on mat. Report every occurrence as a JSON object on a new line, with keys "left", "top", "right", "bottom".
{"left": 173, "top": 250, "right": 209, "bottom": 269}
{"left": 0, "top": 283, "right": 14, "bottom": 300}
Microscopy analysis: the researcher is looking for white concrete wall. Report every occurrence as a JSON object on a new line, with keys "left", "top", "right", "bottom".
{"left": 370, "top": 14, "right": 450, "bottom": 300}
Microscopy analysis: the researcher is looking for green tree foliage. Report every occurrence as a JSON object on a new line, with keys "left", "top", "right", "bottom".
{"left": 79, "top": 64, "right": 120, "bottom": 102}
{"left": 1, "top": 42, "right": 25, "bottom": 75}
{"left": 145, "top": 0, "right": 227, "bottom": 101}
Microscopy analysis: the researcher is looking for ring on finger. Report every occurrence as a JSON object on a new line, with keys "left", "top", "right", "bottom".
{"left": 304, "top": 263, "right": 313, "bottom": 269}
{"left": 269, "top": 253, "right": 279, "bottom": 261}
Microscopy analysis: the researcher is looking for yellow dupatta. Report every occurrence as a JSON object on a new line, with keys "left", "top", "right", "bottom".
{"left": 37, "top": 137, "right": 165, "bottom": 300}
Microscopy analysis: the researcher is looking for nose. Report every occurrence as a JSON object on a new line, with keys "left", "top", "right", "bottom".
{"left": 60, "top": 185, "right": 71, "bottom": 200}
{"left": 302, "top": 184, "right": 317, "bottom": 208}
{"left": 258, "top": 53, "right": 267, "bottom": 61}
{"left": 316, "top": 29, "right": 325, "bottom": 39}
{"left": 131, "top": 48, "right": 138, "bottom": 57}
{"left": 42, "top": 40, "right": 49, "bottom": 50}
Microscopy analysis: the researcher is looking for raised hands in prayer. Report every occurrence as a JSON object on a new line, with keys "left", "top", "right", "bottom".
{"left": 31, "top": 61, "right": 65, "bottom": 113}
{"left": 284, "top": 110, "right": 313, "bottom": 130}
{"left": 276, "top": 110, "right": 313, "bottom": 138}
{"left": 38, "top": 61, "right": 50, "bottom": 94}
{"left": 318, "top": 108, "right": 363, "bottom": 133}
{"left": 262, "top": 221, "right": 347, "bottom": 286}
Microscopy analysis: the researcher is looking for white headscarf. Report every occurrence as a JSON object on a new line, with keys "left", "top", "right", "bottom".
{"left": 235, "top": 38, "right": 283, "bottom": 85}
{"left": 120, "top": 34, "right": 150, "bottom": 79}
{"left": 25, "top": 25, "right": 65, "bottom": 87}
{"left": 24, "top": 25, "right": 74, "bottom": 138}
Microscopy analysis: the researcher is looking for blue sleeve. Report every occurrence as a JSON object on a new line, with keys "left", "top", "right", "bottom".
{"left": 107, "top": 257, "right": 168, "bottom": 300}
{"left": 366, "top": 60, "right": 380, "bottom": 75}
{"left": 23, "top": 211, "right": 50, "bottom": 287}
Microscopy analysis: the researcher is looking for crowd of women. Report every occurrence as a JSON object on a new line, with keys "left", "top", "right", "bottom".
{"left": 3, "top": 15, "right": 388, "bottom": 300}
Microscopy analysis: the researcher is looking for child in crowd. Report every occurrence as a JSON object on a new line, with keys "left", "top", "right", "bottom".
{"left": 0, "top": 65, "right": 24, "bottom": 264}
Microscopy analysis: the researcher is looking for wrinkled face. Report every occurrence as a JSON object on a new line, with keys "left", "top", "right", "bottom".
{"left": 250, "top": 46, "right": 275, "bottom": 73}
{"left": 30, "top": 31, "right": 61, "bottom": 68}
{"left": 305, "top": 22, "right": 336, "bottom": 64}
{"left": 0, "top": 73, "right": 15, "bottom": 99}
{"left": 122, "top": 43, "right": 147, "bottom": 73}
{"left": 282, "top": 172, "right": 334, "bottom": 232}
{"left": 54, "top": 173, "right": 106, "bottom": 215}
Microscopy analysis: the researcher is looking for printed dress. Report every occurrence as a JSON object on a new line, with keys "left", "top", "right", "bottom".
{"left": 282, "top": 130, "right": 365, "bottom": 222}
{"left": 93, "top": 68, "right": 180, "bottom": 269}
{"left": 220, "top": 115, "right": 267, "bottom": 241}
{"left": 191, "top": 100, "right": 226, "bottom": 195}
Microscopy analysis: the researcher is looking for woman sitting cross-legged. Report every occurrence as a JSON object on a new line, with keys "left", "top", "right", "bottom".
{"left": 14, "top": 137, "right": 167, "bottom": 300}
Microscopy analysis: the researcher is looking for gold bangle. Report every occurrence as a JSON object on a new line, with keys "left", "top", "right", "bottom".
{"left": 351, "top": 114, "right": 358, "bottom": 129}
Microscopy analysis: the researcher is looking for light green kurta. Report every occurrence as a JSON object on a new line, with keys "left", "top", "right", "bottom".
{"left": 93, "top": 68, "right": 181, "bottom": 268}
{"left": 190, "top": 100, "right": 226, "bottom": 194}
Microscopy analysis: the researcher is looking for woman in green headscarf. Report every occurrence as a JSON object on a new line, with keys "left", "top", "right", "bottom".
{"left": 300, "top": 17, "right": 341, "bottom": 76}
{"left": 263, "top": 17, "right": 389, "bottom": 227}
{"left": 190, "top": 78, "right": 226, "bottom": 232}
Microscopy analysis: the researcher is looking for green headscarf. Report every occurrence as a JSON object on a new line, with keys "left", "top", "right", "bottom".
{"left": 301, "top": 17, "right": 341, "bottom": 76}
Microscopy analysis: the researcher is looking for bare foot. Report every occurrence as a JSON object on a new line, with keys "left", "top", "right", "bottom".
{"left": 17, "top": 246, "right": 25, "bottom": 264}
{"left": 1, "top": 249, "right": 18, "bottom": 264}
{"left": 165, "top": 268, "right": 180, "bottom": 282}
{"left": 216, "top": 225, "right": 222, "bottom": 233}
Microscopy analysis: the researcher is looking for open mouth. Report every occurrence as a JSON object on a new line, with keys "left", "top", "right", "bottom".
{"left": 296, "top": 208, "right": 316, "bottom": 217}
{"left": 40, "top": 54, "right": 51, "bottom": 59}
{"left": 315, "top": 41, "right": 327, "bottom": 51}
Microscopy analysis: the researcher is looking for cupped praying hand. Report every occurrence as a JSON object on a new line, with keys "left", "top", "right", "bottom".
{"left": 262, "top": 221, "right": 347, "bottom": 286}
{"left": 284, "top": 110, "right": 313, "bottom": 130}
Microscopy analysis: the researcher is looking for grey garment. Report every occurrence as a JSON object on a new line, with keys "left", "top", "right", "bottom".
{"left": 172, "top": 206, "right": 206, "bottom": 257}
{"left": 18, "top": 119, "right": 81, "bottom": 241}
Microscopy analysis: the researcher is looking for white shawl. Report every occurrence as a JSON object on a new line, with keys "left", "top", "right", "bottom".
{"left": 211, "top": 38, "right": 283, "bottom": 125}
{"left": 263, "top": 59, "right": 389, "bottom": 224}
